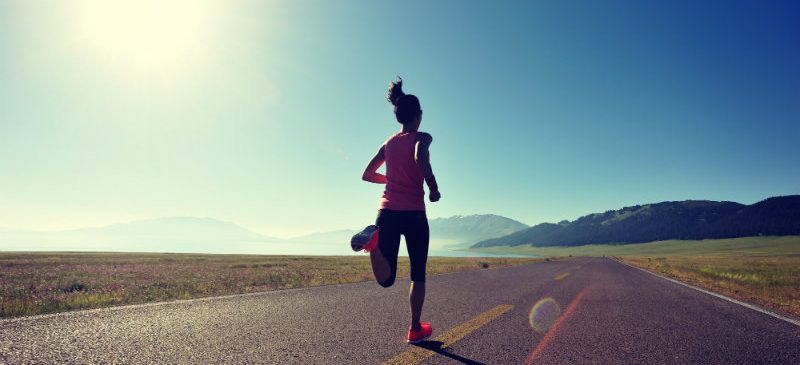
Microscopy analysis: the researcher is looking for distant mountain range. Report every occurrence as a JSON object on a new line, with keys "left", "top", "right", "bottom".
{"left": 67, "top": 216, "right": 274, "bottom": 241}
{"left": 0, "top": 214, "right": 529, "bottom": 254}
{"left": 11, "top": 194, "right": 794, "bottom": 254}
{"left": 472, "top": 195, "right": 800, "bottom": 248}
{"left": 287, "top": 214, "right": 529, "bottom": 249}
{"left": 428, "top": 214, "right": 529, "bottom": 247}
{"left": 0, "top": 217, "right": 279, "bottom": 253}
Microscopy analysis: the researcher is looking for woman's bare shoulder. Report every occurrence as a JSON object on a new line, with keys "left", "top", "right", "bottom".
{"left": 416, "top": 131, "right": 433, "bottom": 144}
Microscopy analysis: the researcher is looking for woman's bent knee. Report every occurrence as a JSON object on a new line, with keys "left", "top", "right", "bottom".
{"left": 377, "top": 277, "right": 395, "bottom": 288}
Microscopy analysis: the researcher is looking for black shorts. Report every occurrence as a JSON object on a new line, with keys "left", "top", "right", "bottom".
{"left": 375, "top": 209, "right": 429, "bottom": 285}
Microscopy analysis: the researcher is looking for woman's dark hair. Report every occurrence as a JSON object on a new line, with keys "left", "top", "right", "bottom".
{"left": 387, "top": 77, "right": 421, "bottom": 125}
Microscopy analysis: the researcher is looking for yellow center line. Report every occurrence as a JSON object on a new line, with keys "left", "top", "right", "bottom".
{"left": 380, "top": 304, "right": 514, "bottom": 365}
{"left": 553, "top": 272, "right": 570, "bottom": 281}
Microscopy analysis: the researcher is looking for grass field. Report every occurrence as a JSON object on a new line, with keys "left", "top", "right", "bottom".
{"left": 0, "top": 252, "right": 543, "bottom": 318}
{"left": 471, "top": 236, "right": 800, "bottom": 318}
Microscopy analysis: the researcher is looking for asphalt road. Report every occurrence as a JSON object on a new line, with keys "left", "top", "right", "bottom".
{"left": 1, "top": 257, "right": 799, "bottom": 364}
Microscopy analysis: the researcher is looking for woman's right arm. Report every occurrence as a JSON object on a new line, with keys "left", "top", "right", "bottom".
{"left": 362, "top": 145, "right": 388, "bottom": 184}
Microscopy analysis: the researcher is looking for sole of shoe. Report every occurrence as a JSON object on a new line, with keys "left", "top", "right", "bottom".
{"left": 351, "top": 226, "right": 379, "bottom": 252}
{"left": 407, "top": 333, "right": 431, "bottom": 344}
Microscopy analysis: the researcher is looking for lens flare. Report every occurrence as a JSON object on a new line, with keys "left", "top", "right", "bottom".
{"left": 528, "top": 298, "right": 561, "bottom": 333}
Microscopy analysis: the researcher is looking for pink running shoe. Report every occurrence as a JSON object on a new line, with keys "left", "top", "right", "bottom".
{"left": 407, "top": 322, "right": 432, "bottom": 343}
{"left": 351, "top": 225, "right": 379, "bottom": 252}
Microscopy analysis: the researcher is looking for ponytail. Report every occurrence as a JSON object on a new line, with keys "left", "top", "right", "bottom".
{"left": 387, "top": 77, "right": 405, "bottom": 106}
{"left": 386, "top": 76, "right": 421, "bottom": 125}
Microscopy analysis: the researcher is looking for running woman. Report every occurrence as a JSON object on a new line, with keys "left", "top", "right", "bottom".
{"left": 352, "top": 77, "right": 440, "bottom": 343}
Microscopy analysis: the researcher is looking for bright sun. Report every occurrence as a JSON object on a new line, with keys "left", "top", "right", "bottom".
{"left": 72, "top": 0, "right": 216, "bottom": 80}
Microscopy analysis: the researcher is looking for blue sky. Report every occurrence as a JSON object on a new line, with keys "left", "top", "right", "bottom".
{"left": 1, "top": 1, "right": 798, "bottom": 237}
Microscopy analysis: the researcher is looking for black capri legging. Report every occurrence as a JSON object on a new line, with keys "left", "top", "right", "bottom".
{"left": 375, "top": 209, "right": 429, "bottom": 287}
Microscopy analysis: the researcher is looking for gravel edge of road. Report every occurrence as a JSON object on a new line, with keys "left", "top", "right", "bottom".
{"left": 613, "top": 257, "right": 800, "bottom": 327}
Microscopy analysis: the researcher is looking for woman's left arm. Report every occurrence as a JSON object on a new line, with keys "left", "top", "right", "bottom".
{"left": 415, "top": 133, "right": 440, "bottom": 202}
{"left": 362, "top": 145, "right": 388, "bottom": 184}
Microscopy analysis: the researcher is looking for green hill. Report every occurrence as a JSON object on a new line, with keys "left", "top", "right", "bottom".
{"left": 473, "top": 195, "right": 800, "bottom": 248}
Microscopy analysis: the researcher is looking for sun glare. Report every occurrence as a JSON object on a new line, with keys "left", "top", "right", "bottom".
{"left": 72, "top": 0, "right": 217, "bottom": 81}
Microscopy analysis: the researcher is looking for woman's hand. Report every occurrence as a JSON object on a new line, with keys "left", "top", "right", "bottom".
{"left": 429, "top": 190, "right": 441, "bottom": 202}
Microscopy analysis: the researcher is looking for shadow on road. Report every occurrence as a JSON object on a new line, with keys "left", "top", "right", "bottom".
{"left": 412, "top": 340, "right": 487, "bottom": 365}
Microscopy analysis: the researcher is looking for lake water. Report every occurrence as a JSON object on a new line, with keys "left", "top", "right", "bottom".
{"left": 0, "top": 239, "right": 537, "bottom": 258}
{"left": 428, "top": 249, "right": 536, "bottom": 258}
{"left": 223, "top": 241, "right": 538, "bottom": 258}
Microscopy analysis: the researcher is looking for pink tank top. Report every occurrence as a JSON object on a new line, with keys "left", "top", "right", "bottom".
{"left": 379, "top": 131, "right": 425, "bottom": 211}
